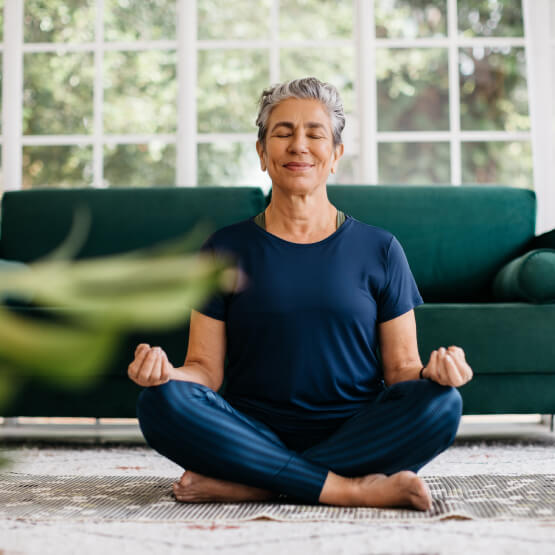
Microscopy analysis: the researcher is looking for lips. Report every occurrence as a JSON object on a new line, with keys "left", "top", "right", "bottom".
{"left": 283, "top": 162, "right": 313, "bottom": 170}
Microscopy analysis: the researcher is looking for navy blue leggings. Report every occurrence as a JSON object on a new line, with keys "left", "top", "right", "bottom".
{"left": 136, "top": 379, "right": 462, "bottom": 504}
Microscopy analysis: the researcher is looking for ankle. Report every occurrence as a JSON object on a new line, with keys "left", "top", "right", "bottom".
{"left": 318, "top": 472, "right": 356, "bottom": 505}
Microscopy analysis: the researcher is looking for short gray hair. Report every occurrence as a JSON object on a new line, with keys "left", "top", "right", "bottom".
{"left": 255, "top": 77, "right": 345, "bottom": 149}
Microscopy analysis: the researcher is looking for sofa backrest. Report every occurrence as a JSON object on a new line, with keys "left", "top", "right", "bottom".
{"left": 1, "top": 185, "right": 535, "bottom": 302}
{"left": 0, "top": 187, "right": 265, "bottom": 261}
{"left": 326, "top": 185, "right": 536, "bottom": 301}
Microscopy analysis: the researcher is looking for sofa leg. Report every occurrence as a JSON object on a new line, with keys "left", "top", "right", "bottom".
{"left": 551, "top": 415, "right": 554, "bottom": 433}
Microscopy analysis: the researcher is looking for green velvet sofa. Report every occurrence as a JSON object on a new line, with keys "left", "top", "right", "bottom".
{"left": 1, "top": 185, "right": 554, "bottom": 418}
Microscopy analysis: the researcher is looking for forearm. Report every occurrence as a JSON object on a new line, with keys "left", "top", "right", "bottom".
{"left": 169, "top": 362, "right": 219, "bottom": 390}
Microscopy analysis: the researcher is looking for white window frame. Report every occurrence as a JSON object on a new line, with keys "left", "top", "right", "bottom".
{"left": 1, "top": 0, "right": 552, "bottom": 232}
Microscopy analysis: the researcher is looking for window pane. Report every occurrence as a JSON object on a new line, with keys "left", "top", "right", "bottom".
{"left": 458, "top": 0, "right": 523, "bottom": 37}
{"left": 104, "top": 50, "right": 177, "bottom": 134}
{"left": 0, "top": 55, "right": 2, "bottom": 134}
{"left": 460, "top": 47, "right": 529, "bottom": 131}
{"left": 378, "top": 142, "right": 450, "bottom": 184}
{"left": 377, "top": 48, "right": 449, "bottom": 131}
{"left": 280, "top": 0, "right": 353, "bottom": 40}
{"left": 328, "top": 154, "right": 357, "bottom": 185}
{"left": 198, "top": 50, "right": 269, "bottom": 133}
{"left": 198, "top": 0, "right": 271, "bottom": 40}
{"left": 280, "top": 48, "right": 355, "bottom": 113}
{"left": 23, "top": 53, "right": 94, "bottom": 135}
{"left": 375, "top": 0, "right": 446, "bottom": 39}
{"left": 198, "top": 143, "right": 270, "bottom": 188}
{"left": 0, "top": 0, "right": 4, "bottom": 42}
{"left": 22, "top": 145, "right": 93, "bottom": 189}
{"left": 462, "top": 141, "right": 532, "bottom": 188}
{"left": 104, "top": 0, "right": 176, "bottom": 42}
{"left": 103, "top": 143, "right": 175, "bottom": 187}
{"left": 24, "top": 0, "right": 95, "bottom": 43}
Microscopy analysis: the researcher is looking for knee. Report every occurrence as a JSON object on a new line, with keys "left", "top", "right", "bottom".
{"left": 424, "top": 382, "right": 463, "bottom": 447}
{"left": 136, "top": 381, "right": 199, "bottom": 440}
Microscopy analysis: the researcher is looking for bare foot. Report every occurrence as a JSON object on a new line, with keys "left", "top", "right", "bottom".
{"left": 320, "top": 470, "right": 432, "bottom": 511}
{"left": 172, "top": 471, "right": 277, "bottom": 503}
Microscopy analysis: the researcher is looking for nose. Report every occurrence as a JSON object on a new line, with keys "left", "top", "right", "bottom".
{"left": 287, "top": 131, "right": 309, "bottom": 153}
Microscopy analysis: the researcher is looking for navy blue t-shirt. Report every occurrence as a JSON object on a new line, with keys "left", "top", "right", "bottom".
{"left": 196, "top": 214, "right": 423, "bottom": 424}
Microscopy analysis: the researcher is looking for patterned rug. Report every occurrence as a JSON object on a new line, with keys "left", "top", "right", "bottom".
{"left": 1, "top": 473, "right": 554, "bottom": 522}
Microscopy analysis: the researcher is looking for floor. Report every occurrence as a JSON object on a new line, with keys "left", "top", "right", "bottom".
{"left": 1, "top": 416, "right": 554, "bottom": 555}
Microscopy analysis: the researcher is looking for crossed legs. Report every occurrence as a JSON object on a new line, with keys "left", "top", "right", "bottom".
{"left": 136, "top": 379, "right": 462, "bottom": 509}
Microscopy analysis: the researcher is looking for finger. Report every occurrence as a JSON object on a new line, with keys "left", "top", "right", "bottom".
{"left": 160, "top": 352, "right": 172, "bottom": 383}
{"left": 139, "top": 347, "right": 159, "bottom": 385}
{"left": 135, "top": 343, "right": 150, "bottom": 357}
{"left": 128, "top": 346, "right": 151, "bottom": 381}
{"left": 148, "top": 347, "right": 164, "bottom": 385}
{"left": 447, "top": 346, "right": 466, "bottom": 362}
{"left": 447, "top": 347, "right": 473, "bottom": 382}
{"left": 444, "top": 353, "right": 464, "bottom": 387}
{"left": 437, "top": 347, "right": 449, "bottom": 385}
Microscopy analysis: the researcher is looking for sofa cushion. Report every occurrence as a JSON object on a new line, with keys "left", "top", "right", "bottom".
{"left": 414, "top": 302, "right": 555, "bottom": 375}
{"left": 0, "top": 187, "right": 266, "bottom": 262}
{"left": 324, "top": 185, "right": 535, "bottom": 302}
{"left": 492, "top": 249, "right": 555, "bottom": 303}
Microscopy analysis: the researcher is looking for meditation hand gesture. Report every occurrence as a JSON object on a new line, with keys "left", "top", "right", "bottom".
{"left": 128, "top": 344, "right": 176, "bottom": 387}
{"left": 422, "top": 346, "right": 473, "bottom": 388}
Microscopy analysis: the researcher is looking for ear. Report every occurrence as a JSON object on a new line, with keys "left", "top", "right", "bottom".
{"left": 330, "top": 143, "right": 344, "bottom": 174}
{"left": 256, "top": 140, "right": 267, "bottom": 172}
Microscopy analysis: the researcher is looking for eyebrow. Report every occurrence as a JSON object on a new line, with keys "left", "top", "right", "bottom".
{"left": 270, "top": 121, "right": 328, "bottom": 133}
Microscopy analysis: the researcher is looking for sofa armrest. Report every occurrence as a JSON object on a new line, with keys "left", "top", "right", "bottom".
{"left": 492, "top": 248, "right": 555, "bottom": 303}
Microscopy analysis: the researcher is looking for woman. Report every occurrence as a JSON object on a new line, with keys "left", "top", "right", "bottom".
{"left": 129, "top": 77, "right": 473, "bottom": 511}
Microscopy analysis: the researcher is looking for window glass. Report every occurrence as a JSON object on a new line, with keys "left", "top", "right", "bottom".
{"left": 24, "top": 0, "right": 96, "bottom": 43}
{"left": 198, "top": 0, "right": 271, "bottom": 40}
{"left": 328, "top": 154, "right": 357, "bottom": 185}
{"left": 103, "top": 143, "right": 176, "bottom": 187}
{"left": 23, "top": 52, "right": 94, "bottom": 135}
{"left": 198, "top": 50, "right": 269, "bottom": 133}
{"left": 198, "top": 143, "right": 270, "bottom": 188}
{"left": 104, "top": 0, "right": 176, "bottom": 41}
{"left": 104, "top": 50, "right": 177, "bottom": 134}
{"left": 375, "top": 0, "right": 446, "bottom": 38}
{"left": 280, "top": 48, "right": 355, "bottom": 113}
{"left": 377, "top": 48, "right": 449, "bottom": 131}
{"left": 459, "top": 47, "right": 529, "bottom": 131}
{"left": 458, "top": 0, "right": 523, "bottom": 37}
{"left": 0, "top": 0, "right": 4, "bottom": 42}
{"left": 22, "top": 145, "right": 93, "bottom": 188}
{"left": 378, "top": 142, "right": 450, "bottom": 184}
{"left": 279, "top": 0, "right": 353, "bottom": 40}
{"left": 461, "top": 141, "right": 532, "bottom": 188}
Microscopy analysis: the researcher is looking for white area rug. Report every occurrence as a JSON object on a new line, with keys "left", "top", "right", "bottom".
{"left": 1, "top": 473, "right": 554, "bottom": 522}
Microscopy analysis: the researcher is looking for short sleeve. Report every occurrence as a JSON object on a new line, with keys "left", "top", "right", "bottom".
{"left": 194, "top": 235, "right": 228, "bottom": 321}
{"left": 377, "top": 236, "right": 424, "bottom": 323}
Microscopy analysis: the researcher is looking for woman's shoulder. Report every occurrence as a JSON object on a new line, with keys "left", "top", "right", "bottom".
{"left": 200, "top": 218, "right": 256, "bottom": 252}
{"left": 346, "top": 215, "right": 395, "bottom": 245}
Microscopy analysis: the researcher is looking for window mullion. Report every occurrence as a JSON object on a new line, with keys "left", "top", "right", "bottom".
{"left": 355, "top": 0, "right": 376, "bottom": 184}
{"left": 2, "top": 0, "right": 23, "bottom": 191}
{"left": 270, "top": 0, "right": 279, "bottom": 83}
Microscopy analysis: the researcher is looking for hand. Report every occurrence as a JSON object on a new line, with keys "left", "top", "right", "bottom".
{"left": 422, "top": 346, "right": 473, "bottom": 387}
{"left": 127, "top": 343, "right": 174, "bottom": 387}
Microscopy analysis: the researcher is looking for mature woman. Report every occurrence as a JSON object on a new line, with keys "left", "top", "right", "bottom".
{"left": 129, "top": 77, "right": 473, "bottom": 511}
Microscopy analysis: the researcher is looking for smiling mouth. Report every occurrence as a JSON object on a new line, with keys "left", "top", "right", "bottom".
{"left": 283, "top": 163, "right": 313, "bottom": 171}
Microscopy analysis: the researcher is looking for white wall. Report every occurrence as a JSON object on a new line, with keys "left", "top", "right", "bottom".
{"left": 524, "top": 0, "right": 555, "bottom": 234}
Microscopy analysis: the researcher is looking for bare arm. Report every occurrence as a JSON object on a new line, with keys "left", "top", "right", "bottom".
{"left": 378, "top": 309, "right": 473, "bottom": 387}
{"left": 378, "top": 309, "right": 423, "bottom": 386}
{"left": 128, "top": 309, "right": 226, "bottom": 391}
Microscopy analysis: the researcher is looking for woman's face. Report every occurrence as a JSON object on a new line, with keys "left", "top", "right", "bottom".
{"left": 256, "top": 97, "right": 344, "bottom": 193}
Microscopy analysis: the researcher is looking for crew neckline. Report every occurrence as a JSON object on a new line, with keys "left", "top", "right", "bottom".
{"left": 250, "top": 214, "right": 353, "bottom": 247}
